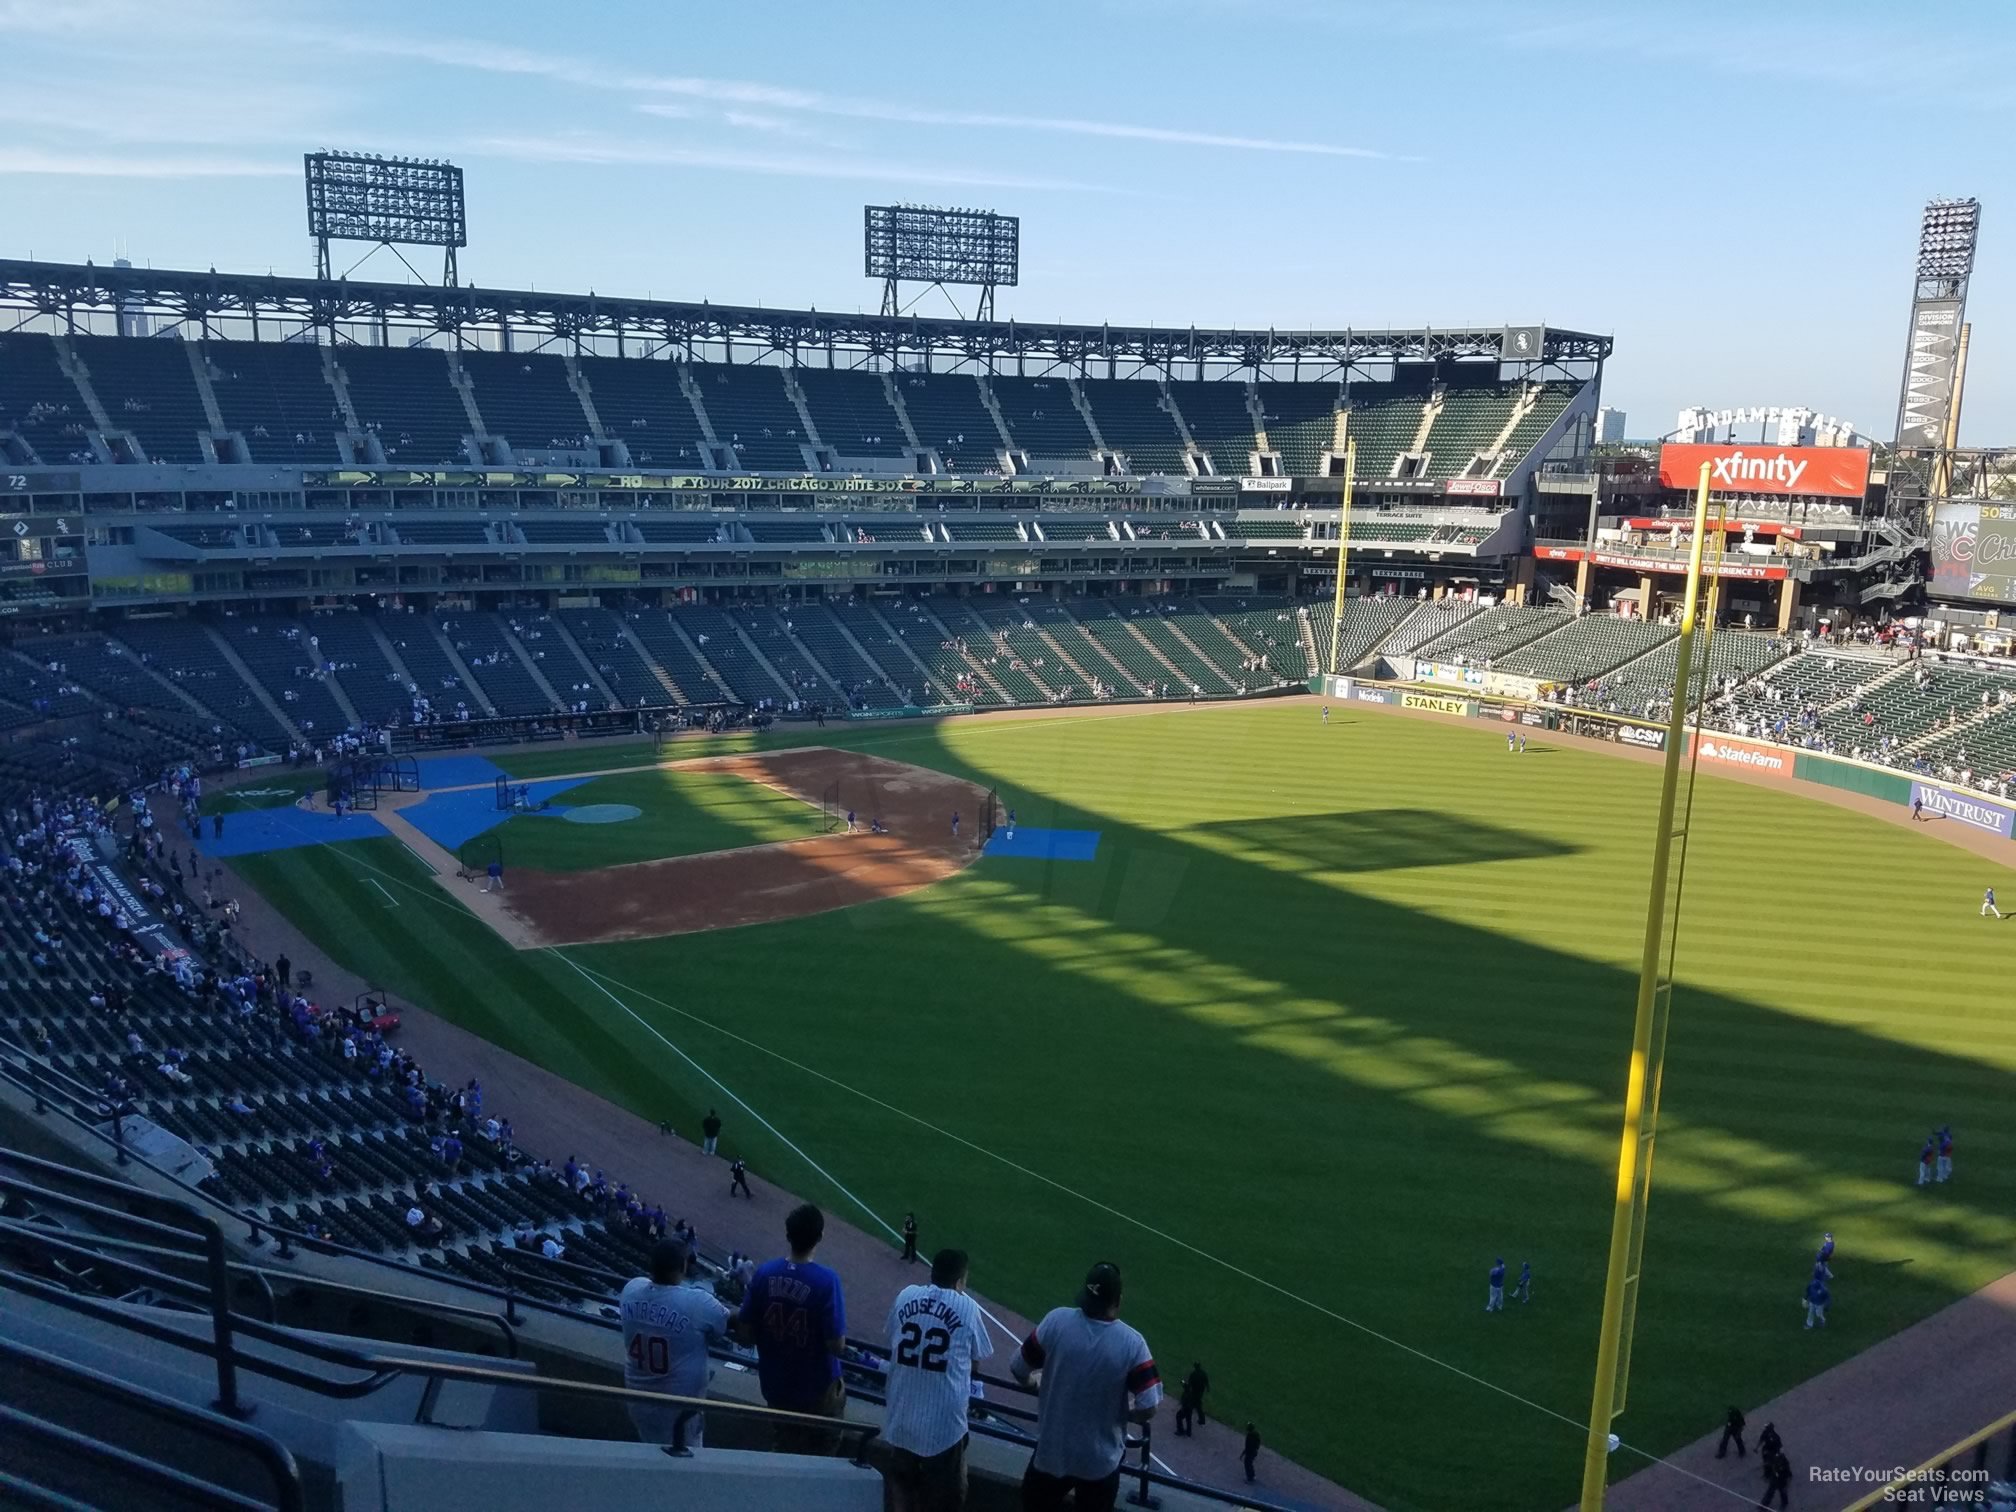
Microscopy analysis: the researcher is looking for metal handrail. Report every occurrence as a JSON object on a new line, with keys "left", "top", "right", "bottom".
{"left": 0, "top": 1144, "right": 246, "bottom": 1414}
{"left": 0, "top": 1334, "right": 304, "bottom": 1512}
{"left": 0, "top": 1101, "right": 1294, "bottom": 1509}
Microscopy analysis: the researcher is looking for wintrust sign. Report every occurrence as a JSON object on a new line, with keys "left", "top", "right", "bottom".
{"left": 1690, "top": 735, "right": 1791, "bottom": 777}
{"left": 1658, "top": 443, "right": 1871, "bottom": 500}
{"left": 1910, "top": 781, "right": 2016, "bottom": 839}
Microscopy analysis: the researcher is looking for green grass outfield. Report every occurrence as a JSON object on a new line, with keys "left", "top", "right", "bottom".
{"left": 491, "top": 765, "right": 825, "bottom": 871}
{"left": 227, "top": 704, "right": 2016, "bottom": 1510}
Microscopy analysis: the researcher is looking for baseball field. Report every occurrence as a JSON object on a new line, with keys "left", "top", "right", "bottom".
{"left": 223, "top": 701, "right": 2016, "bottom": 1510}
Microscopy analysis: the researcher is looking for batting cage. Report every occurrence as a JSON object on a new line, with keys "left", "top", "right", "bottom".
{"left": 982, "top": 787, "right": 1000, "bottom": 840}
{"left": 458, "top": 834, "right": 502, "bottom": 884}
{"left": 326, "top": 755, "right": 382, "bottom": 811}
{"left": 821, "top": 778, "right": 842, "bottom": 834}
{"left": 494, "top": 776, "right": 548, "bottom": 813}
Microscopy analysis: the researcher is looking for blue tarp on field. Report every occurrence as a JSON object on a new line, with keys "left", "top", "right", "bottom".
{"left": 982, "top": 827, "right": 1101, "bottom": 862}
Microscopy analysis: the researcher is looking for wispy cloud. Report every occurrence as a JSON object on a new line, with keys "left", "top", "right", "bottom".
{"left": 0, "top": 147, "right": 293, "bottom": 177}
{"left": 464, "top": 134, "right": 1123, "bottom": 194}
{"left": 307, "top": 26, "right": 1394, "bottom": 159}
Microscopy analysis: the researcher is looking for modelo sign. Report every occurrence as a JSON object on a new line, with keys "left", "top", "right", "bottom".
{"left": 1691, "top": 734, "right": 1791, "bottom": 776}
{"left": 1658, "top": 443, "right": 1871, "bottom": 500}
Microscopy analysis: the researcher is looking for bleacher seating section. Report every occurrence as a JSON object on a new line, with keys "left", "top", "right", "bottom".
{"left": 336, "top": 346, "right": 471, "bottom": 465}
{"left": 1196, "top": 598, "right": 1310, "bottom": 682}
{"left": 677, "top": 605, "right": 788, "bottom": 705}
{"left": 1078, "top": 379, "right": 1188, "bottom": 475}
{"left": 437, "top": 613, "right": 551, "bottom": 717}
{"left": 624, "top": 609, "right": 735, "bottom": 705}
{"left": 890, "top": 598, "right": 1025, "bottom": 706}
{"left": 573, "top": 357, "right": 711, "bottom": 470}
{"left": 380, "top": 614, "right": 480, "bottom": 719}
{"left": 1258, "top": 383, "right": 1339, "bottom": 477}
{"left": 988, "top": 376, "right": 1096, "bottom": 463}
{"left": 0, "top": 332, "right": 92, "bottom": 464}
{"left": 793, "top": 368, "right": 908, "bottom": 459}
{"left": 103, "top": 618, "right": 288, "bottom": 750}
{"left": 699, "top": 365, "right": 807, "bottom": 472}
{"left": 205, "top": 340, "right": 341, "bottom": 466}
{"left": 556, "top": 608, "right": 670, "bottom": 709}
{"left": 459, "top": 351, "right": 591, "bottom": 453}
{"left": 1498, "top": 382, "right": 1581, "bottom": 462}
{"left": 1493, "top": 614, "right": 1676, "bottom": 683}
{"left": 732, "top": 606, "right": 836, "bottom": 705}
{"left": 1343, "top": 384, "right": 1431, "bottom": 480}
{"left": 784, "top": 603, "right": 904, "bottom": 708}
{"left": 829, "top": 600, "right": 948, "bottom": 705}
{"left": 1423, "top": 383, "right": 1520, "bottom": 479}
{"left": 303, "top": 610, "right": 411, "bottom": 727}
{"left": 1305, "top": 596, "right": 1422, "bottom": 672}
{"left": 1071, "top": 602, "right": 1181, "bottom": 695}
{"left": 1379, "top": 598, "right": 1478, "bottom": 657}
{"left": 70, "top": 334, "right": 211, "bottom": 464}
{"left": 895, "top": 373, "right": 1002, "bottom": 472}
{"left": 1102, "top": 601, "right": 1234, "bottom": 694}
{"left": 228, "top": 616, "right": 351, "bottom": 739}
{"left": 1165, "top": 381, "right": 1255, "bottom": 476}
{"left": 1413, "top": 604, "right": 1564, "bottom": 664}
{"left": 509, "top": 611, "right": 606, "bottom": 710}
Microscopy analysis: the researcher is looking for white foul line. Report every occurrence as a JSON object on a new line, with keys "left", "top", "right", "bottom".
{"left": 548, "top": 949, "right": 902, "bottom": 1243}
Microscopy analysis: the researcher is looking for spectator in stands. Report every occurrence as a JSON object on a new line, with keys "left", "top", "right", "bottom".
{"left": 1010, "top": 1262, "right": 1161, "bottom": 1511}
{"left": 739, "top": 1203, "right": 848, "bottom": 1453}
{"left": 883, "top": 1247, "right": 993, "bottom": 1512}
{"left": 621, "top": 1237, "right": 731, "bottom": 1452}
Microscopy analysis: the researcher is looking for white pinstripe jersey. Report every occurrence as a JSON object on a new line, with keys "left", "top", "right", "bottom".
{"left": 883, "top": 1284, "right": 993, "bottom": 1457}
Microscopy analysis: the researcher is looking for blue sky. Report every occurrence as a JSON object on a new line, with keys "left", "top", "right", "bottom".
{"left": 2, "top": 0, "right": 2010, "bottom": 442}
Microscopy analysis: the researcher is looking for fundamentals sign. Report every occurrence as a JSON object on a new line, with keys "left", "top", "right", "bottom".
{"left": 1657, "top": 444, "right": 1871, "bottom": 500}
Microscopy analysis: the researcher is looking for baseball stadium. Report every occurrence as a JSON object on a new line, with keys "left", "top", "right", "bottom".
{"left": 0, "top": 120, "right": 2013, "bottom": 1512}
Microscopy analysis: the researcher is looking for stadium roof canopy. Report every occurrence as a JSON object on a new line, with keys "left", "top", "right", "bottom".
{"left": 0, "top": 257, "right": 1610, "bottom": 379}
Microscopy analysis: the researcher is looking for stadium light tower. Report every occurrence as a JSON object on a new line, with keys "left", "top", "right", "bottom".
{"left": 1890, "top": 196, "right": 1981, "bottom": 525}
{"left": 305, "top": 151, "right": 468, "bottom": 285}
{"left": 864, "top": 204, "right": 1019, "bottom": 320}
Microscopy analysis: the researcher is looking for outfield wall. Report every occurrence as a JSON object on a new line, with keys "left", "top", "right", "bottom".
{"left": 1327, "top": 675, "right": 2016, "bottom": 839}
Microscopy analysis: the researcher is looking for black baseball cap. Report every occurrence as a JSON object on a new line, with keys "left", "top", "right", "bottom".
{"left": 1079, "top": 1261, "right": 1123, "bottom": 1313}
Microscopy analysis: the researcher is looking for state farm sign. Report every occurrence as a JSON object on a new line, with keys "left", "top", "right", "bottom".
{"left": 1690, "top": 734, "right": 1791, "bottom": 777}
{"left": 1658, "top": 443, "right": 1871, "bottom": 500}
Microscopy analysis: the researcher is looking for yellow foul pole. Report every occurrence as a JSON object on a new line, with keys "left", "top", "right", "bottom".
{"left": 1327, "top": 437, "right": 1358, "bottom": 677}
{"left": 1577, "top": 460, "right": 1713, "bottom": 1509}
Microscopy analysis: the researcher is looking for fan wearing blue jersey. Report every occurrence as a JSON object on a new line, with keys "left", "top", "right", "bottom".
{"left": 884, "top": 1248, "right": 994, "bottom": 1512}
{"left": 739, "top": 1203, "right": 848, "bottom": 1454}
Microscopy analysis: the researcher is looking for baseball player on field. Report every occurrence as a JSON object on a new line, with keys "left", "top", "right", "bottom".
{"left": 884, "top": 1248, "right": 995, "bottom": 1512}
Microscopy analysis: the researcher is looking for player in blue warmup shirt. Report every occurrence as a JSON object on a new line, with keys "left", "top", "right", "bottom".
{"left": 1984, "top": 887, "right": 2003, "bottom": 919}
{"left": 1802, "top": 1275, "right": 1830, "bottom": 1328}
{"left": 1486, "top": 1258, "right": 1506, "bottom": 1313}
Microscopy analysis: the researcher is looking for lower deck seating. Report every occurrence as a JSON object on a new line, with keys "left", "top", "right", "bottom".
{"left": 111, "top": 618, "right": 291, "bottom": 751}
{"left": 624, "top": 610, "right": 736, "bottom": 705}
{"left": 224, "top": 616, "right": 351, "bottom": 739}
{"left": 437, "top": 613, "right": 553, "bottom": 717}
{"left": 556, "top": 608, "right": 672, "bottom": 709}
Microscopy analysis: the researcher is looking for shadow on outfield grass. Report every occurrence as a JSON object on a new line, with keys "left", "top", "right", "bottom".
{"left": 1188, "top": 808, "right": 1581, "bottom": 873}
